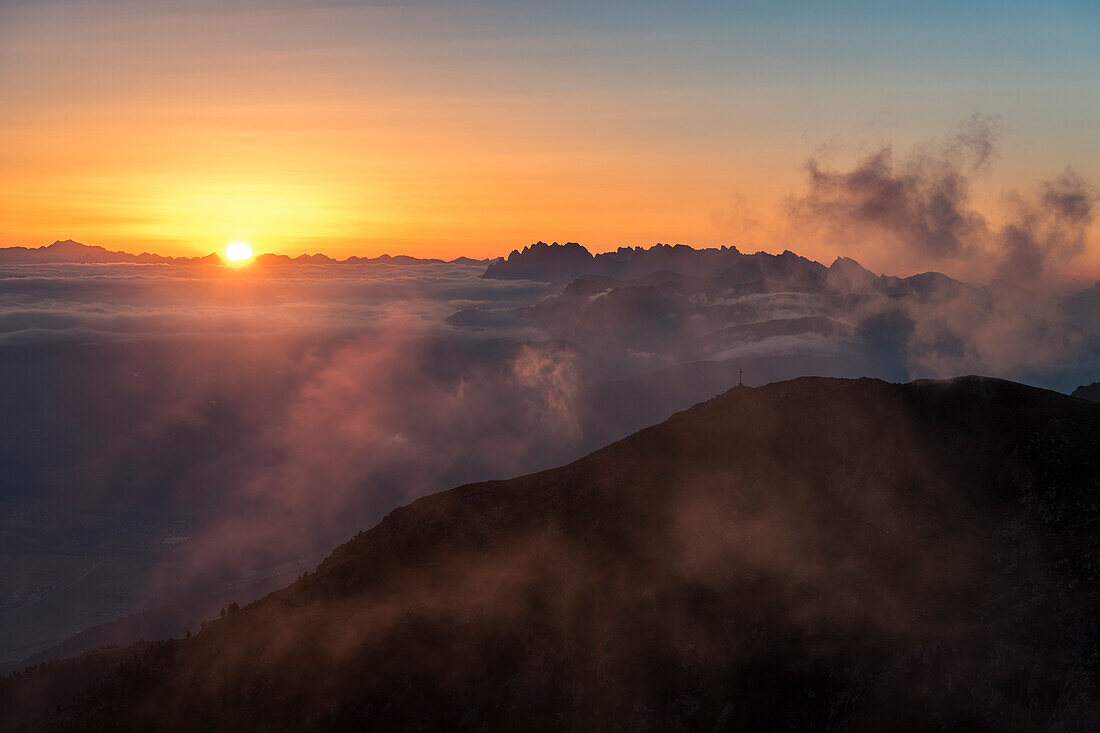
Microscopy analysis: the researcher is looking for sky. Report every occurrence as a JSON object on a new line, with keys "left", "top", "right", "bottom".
{"left": 1, "top": 0, "right": 1097, "bottom": 275}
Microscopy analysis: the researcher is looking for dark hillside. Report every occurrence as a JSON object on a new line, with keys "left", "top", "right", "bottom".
{"left": 5, "top": 376, "right": 1100, "bottom": 731}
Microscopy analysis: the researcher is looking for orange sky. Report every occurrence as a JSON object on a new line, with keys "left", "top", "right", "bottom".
{"left": 1, "top": 1, "right": 1097, "bottom": 278}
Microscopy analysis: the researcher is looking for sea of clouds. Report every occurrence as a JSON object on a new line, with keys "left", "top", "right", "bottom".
{"left": 0, "top": 219, "right": 1097, "bottom": 669}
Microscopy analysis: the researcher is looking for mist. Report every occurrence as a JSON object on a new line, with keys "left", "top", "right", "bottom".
{"left": 1, "top": 227, "right": 1097, "bottom": 673}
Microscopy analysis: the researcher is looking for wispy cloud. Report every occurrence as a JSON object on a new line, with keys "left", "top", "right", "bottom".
{"left": 786, "top": 115, "right": 1096, "bottom": 281}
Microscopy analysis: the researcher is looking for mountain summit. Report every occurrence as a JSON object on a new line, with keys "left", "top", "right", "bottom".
{"left": 482, "top": 241, "right": 835, "bottom": 284}
{"left": 5, "top": 376, "right": 1100, "bottom": 731}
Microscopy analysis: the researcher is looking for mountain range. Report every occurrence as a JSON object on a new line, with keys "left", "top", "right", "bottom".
{"left": 0, "top": 241, "right": 490, "bottom": 266}
{"left": 481, "top": 241, "right": 1043, "bottom": 300}
{"left": 4, "top": 376, "right": 1100, "bottom": 731}
{"left": 483, "top": 240, "right": 865, "bottom": 283}
{"left": 452, "top": 242, "right": 1100, "bottom": 395}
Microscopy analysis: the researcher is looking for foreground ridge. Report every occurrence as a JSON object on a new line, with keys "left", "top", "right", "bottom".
{"left": 4, "top": 376, "right": 1100, "bottom": 732}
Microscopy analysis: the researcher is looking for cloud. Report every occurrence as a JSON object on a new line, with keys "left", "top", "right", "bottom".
{"left": 150, "top": 328, "right": 589, "bottom": 594}
{"left": 792, "top": 115, "right": 996, "bottom": 260}
{"left": 786, "top": 115, "right": 1097, "bottom": 282}
{"left": 0, "top": 262, "right": 551, "bottom": 343}
{"left": 2, "top": 234, "right": 1097, "bottom": 661}
{"left": 996, "top": 167, "right": 1095, "bottom": 281}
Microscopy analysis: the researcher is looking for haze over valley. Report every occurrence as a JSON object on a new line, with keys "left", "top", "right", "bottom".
{"left": 0, "top": 238, "right": 1097, "bottom": 680}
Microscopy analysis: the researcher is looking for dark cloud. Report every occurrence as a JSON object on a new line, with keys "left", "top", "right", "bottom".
{"left": 793, "top": 115, "right": 996, "bottom": 261}
{"left": 788, "top": 115, "right": 1096, "bottom": 282}
{"left": 996, "top": 167, "right": 1095, "bottom": 281}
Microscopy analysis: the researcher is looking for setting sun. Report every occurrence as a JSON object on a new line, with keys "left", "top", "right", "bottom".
{"left": 225, "top": 241, "right": 253, "bottom": 262}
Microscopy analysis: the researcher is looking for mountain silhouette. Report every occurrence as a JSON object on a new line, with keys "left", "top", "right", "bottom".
{"left": 0, "top": 240, "right": 217, "bottom": 265}
{"left": 0, "top": 241, "right": 490, "bottom": 266}
{"left": 4, "top": 376, "right": 1100, "bottom": 731}
{"left": 478, "top": 241, "right": 988, "bottom": 301}
{"left": 482, "top": 241, "right": 837, "bottom": 284}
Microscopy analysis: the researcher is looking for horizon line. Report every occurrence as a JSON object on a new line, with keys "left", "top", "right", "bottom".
{"left": 3, "top": 238, "right": 1099, "bottom": 285}
{"left": 2, "top": 238, "right": 801, "bottom": 266}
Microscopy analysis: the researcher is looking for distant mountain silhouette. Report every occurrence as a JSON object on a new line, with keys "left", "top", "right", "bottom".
{"left": 480, "top": 241, "right": 981, "bottom": 299}
{"left": 0, "top": 241, "right": 490, "bottom": 266}
{"left": 5, "top": 376, "right": 1100, "bottom": 731}
{"left": 482, "top": 241, "right": 1037, "bottom": 306}
{"left": 481, "top": 241, "right": 596, "bottom": 280}
{"left": 483, "top": 241, "right": 840, "bottom": 284}
{"left": 0, "top": 240, "right": 220, "bottom": 265}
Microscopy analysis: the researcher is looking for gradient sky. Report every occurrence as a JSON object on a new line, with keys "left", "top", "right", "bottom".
{"left": 1, "top": 0, "right": 1097, "bottom": 274}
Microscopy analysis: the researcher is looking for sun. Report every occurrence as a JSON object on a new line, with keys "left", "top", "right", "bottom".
{"left": 225, "top": 241, "right": 254, "bottom": 262}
